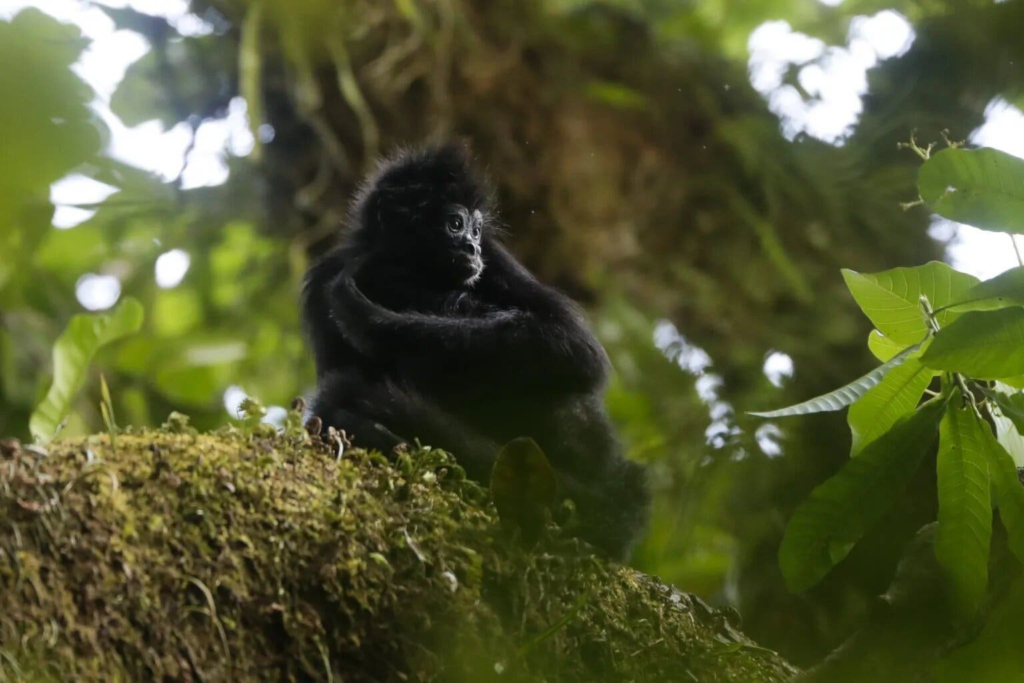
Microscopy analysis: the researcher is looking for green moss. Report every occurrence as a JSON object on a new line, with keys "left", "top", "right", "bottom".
{"left": 0, "top": 421, "right": 796, "bottom": 682}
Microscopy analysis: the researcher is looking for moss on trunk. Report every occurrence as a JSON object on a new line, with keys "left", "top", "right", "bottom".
{"left": 0, "top": 419, "right": 796, "bottom": 682}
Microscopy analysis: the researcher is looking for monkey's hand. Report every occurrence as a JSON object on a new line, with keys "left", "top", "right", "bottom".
{"left": 479, "top": 240, "right": 533, "bottom": 293}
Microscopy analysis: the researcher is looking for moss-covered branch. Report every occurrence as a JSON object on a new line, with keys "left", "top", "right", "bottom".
{"left": 0, "top": 419, "right": 796, "bottom": 682}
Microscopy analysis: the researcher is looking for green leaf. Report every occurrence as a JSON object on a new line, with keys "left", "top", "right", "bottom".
{"left": 779, "top": 398, "right": 946, "bottom": 592}
{"left": 984, "top": 387, "right": 1024, "bottom": 437}
{"left": 848, "top": 358, "right": 934, "bottom": 456}
{"left": 948, "top": 266, "right": 1024, "bottom": 312}
{"left": 986, "top": 384, "right": 1024, "bottom": 467}
{"left": 29, "top": 298, "right": 144, "bottom": 442}
{"left": 867, "top": 329, "right": 905, "bottom": 362}
{"left": 239, "top": 0, "right": 264, "bottom": 161}
{"left": 583, "top": 81, "right": 649, "bottom": 111}
{"left": 99, "top": 373, "right": 117, "bottom": 451}
{"left": 490, "top": 437, "right": 558, "bottom": 546}
{"left": 110, "top": 36, "right": 231, "bottom": 127}
{"left": 997, "top": 375, "right": 1024, "bottom": 390}
{"left": 919, "top": 147, "right": 1024, "bottom": 234}
{"left": 34, "top": 222, "right": 111, "bottom": 273}
{"left": 842, "top": 263, "right": 979, "bottom": 345}
{"left": 935, "top": 402, "right": 992, "bottom": 618}
{"left": 935, "top": 577, "right": 1024, "bottom": 683}
{"left": 95, "top": 5, "right": 173, "bottom": 37}
{"left": 978, "top": 418, "right": 1024, "bottom": 565}
{"left": 0, "top": 10, "right": 100, "bottom": 197}
{"left": 392, "top": 0, "right": 429, "bottom": 30}
{"left": 750, "top": 344, "right": 919, "bottom": 418}
{"left": 921, "top": 308, "right": 1024, "bottom": 379}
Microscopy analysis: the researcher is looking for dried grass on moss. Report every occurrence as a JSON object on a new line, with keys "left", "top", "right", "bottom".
{"left": 0, "top": 416, "right": 796, "bottom": 682}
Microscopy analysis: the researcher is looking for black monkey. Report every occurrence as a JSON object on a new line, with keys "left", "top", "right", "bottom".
{"left": 303, "top": 143, "right": 650, "bottom": 558}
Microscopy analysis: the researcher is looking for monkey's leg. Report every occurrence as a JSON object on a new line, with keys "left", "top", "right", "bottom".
{"left": 312, "top": 370, "right": 498, "bottom": 478}
{"left": 555, "top": 457, "right": 651, "bottom": 560}
{"left": 311, "top": 370, "right": 406, "bottom": 453}
{"left": 382, "top": 390, "right": 501, "bottom": 481}
{"left": 323, "top": 407, "right": 407, "bottom": 454}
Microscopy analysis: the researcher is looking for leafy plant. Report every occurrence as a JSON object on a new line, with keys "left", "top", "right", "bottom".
{"left": 753, "top": 141, "right": 1024, "bottom": 622}
{"left": 29, "top": 298, "right": 144, "bottom": 443}
{"left": 99, "top": 373, "right": 118, "bottom": 453}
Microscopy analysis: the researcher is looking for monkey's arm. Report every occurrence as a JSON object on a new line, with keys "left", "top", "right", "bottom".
{"left": 476, "top": 241, "right": 604, "bottom": 338}
{"left": 303, "top": 248, "right": 365, "bottom": 379}
{"left": 477, "top": 240, "right": 556, "bottom": 308}
{"left": 329, "top": 263, "right": 609, "bottom": 391}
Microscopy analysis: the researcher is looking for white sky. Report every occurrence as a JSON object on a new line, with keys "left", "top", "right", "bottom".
{"left": 155, "top": 248, "right": 190, "bottom": 288}
{"left": 762, "top": 351, "right": 795, "bottom": 388}
{"left": 749, "top": 9, "right": 1019, "bottom": 280}
{"left": 748, "top": 11, "right": 915, "bottom": 143}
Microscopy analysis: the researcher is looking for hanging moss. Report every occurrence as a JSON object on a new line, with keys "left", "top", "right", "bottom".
{"left": 0, "top": 418, "right": 796, "bottom": 682}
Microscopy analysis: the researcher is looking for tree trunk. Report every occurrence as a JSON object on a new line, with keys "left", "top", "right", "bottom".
{"left": 0, "top": 418, "right": 796, "bottom": 682}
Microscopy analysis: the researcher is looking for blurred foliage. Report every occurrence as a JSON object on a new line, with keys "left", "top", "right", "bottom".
{"left": 3, "top": 0, "right": 1024, "bottom": 670}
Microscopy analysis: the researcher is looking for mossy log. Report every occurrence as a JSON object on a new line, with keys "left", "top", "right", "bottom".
{"left": 0, "top": 419, "right": 797, "bottom": 682}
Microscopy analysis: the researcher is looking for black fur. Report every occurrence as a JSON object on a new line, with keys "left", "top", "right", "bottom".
{"left": 303, "top": 143, "right": 650, "bottom": 558}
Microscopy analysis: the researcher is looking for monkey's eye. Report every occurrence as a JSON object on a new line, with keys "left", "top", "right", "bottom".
{"left": 447, "top": 215, "right": 463, "bottom": 233}
{"left": 471, "top": 225, "right": 481, "bottom": 240}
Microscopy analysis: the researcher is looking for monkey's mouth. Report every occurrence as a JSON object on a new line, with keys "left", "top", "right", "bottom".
{"left": 456, "top": 252, "right": 484, "bottom": 284}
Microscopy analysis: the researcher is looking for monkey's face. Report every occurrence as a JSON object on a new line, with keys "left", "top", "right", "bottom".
{"left": 358, "top": 143, "right": 492, "bottom": 287}
{"left": 371, "top": 193, "right": 488, "bottom": 288}
{"left": 441, "top": 205, "right": 485, "bottom": 285}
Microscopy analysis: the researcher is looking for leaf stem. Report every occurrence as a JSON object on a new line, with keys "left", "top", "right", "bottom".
{"left": 1011, "top": 234, "right": 1024, "bottom": 267}
{"left": 925, "top": 297, "right": 981, "bottom": 414}
{"left": 953, "top": 373, "right": 981, "bottom": 415}
{"left": 919, "top": 294, "right": 941, "bottom": 334}
{"left": 898, "top": 130, "right": 934, "bottom": 160}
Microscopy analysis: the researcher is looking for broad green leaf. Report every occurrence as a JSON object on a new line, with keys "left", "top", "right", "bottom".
{"left": 921, "top": 308, "right": 1024, "bottom": 379}
{"left": 842, "top": 263, "right": 979, "bottom": 345}
{"left": 750, "top": 344, "right": 919, "bottom": 418}
{"left": 848, "top": 358, "right": 934, "bottom": 456}
{"left": 978, "top": 420, "right": 1024, "bottom": 564}
{"left": 948, "top": 266, "right": 1024, "bottom": 312}
{"left": 935, "top": 577, "right": 1024, "bottom": 683}
{"left": 29, "top": 298, "right": 144, "bottom": 442}
{"left": 919, "top": 147, "right": 1024, "bottom": 234}
{"left": 935, "top": 402, "right": 992, "bottom": 618}
{"left": 779, "top": 398, "right": 946, "bottom": 592}
{"left": 867, "top": 329, "right": 904, "bottom": 362}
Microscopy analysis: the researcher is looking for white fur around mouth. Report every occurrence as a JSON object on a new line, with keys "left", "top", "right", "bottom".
{"left": 464, "top": 258, "right": 484, "bottom": 286}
